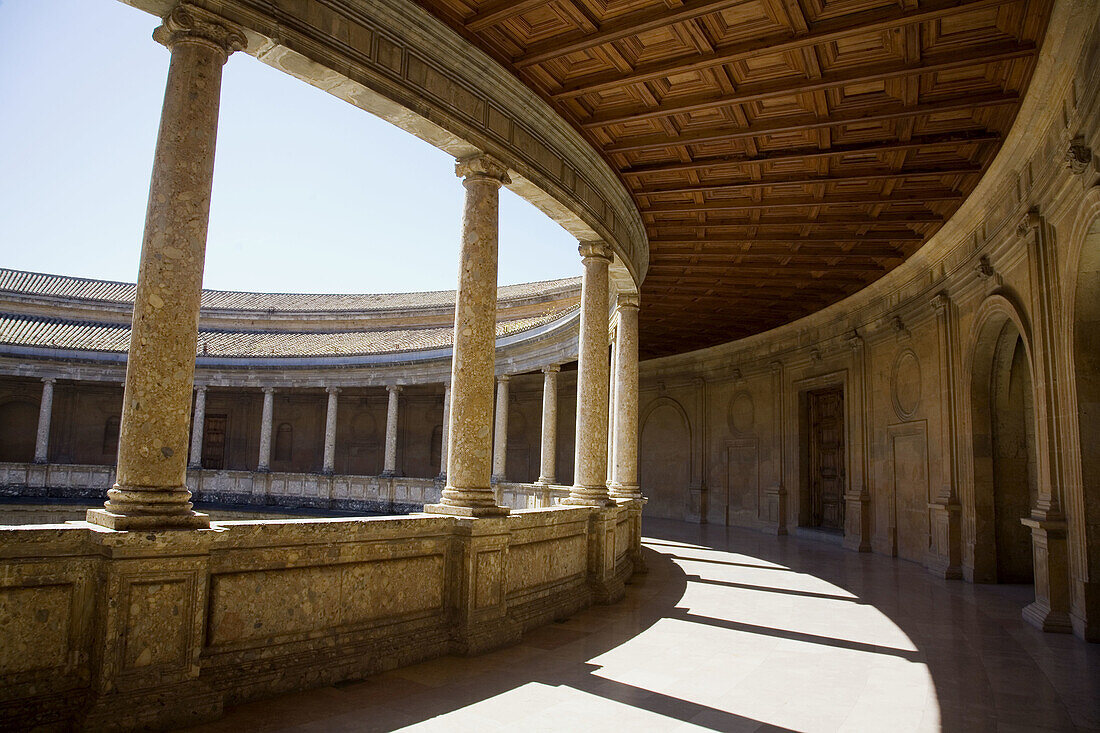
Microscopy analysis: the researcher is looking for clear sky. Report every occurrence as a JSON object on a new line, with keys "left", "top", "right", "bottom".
{"left": 0, "top": 0, "right": 581, "bottom": 294}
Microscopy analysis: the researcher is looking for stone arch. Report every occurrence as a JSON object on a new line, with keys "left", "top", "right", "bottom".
{"left": 639, "top": 396, "right": 692, "bottom": 521}
{"left": 963, "top": 293, "right": 1040, "bottom": 585}
{"left": 1062, "top": 191, "right": 1100, "bottom": 639}
{"left": 0, "top": 399, "right": 38, "bottom": 462}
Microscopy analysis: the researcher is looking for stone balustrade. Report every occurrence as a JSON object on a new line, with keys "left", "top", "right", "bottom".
{"left": 0, "top": 499, "right": 643, "bottom": 730}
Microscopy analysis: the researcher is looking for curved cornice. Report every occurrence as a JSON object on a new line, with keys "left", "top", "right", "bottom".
{"left": 121, "top": 0, "right": 649, "bottom": 289}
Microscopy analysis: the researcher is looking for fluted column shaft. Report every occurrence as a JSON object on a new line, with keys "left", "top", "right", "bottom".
{"left": 89, "top": 5, "right": 244, "bottom": 530}
{"left": 257, "top": 387, "right": 275, "bottom": 471}
{"left": 492, "top": 375, "right": 510, "bottom": 482}
{"left": 565, "top": 242, "right": 614, "bottom": 507}
{"left": 323, "top": 387, "right": 340, "bottom": 474}
{"left": 383, "top": 385, "right": 401, "bottom": 476}
{"left": 610, "top": 295, "right": 642, "bottom": 499}
{"left": 438, "top": 382, "right": 451, "bottom": 479}
{"left": 188, "top": 385, "right": 206, "bottom": 468}
{"left": 428, "top": 154, "right": 511, "bottom": 517}
{"left": 538, "top": 365, "right": 560, "bottom": 484}
{"left": 34, "top": 378, "right": 55, "bottom": 464}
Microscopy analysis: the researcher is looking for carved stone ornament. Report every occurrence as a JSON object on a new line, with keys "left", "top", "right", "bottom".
{"left": 976, "top": 255, "right": 995, "bottom": 279}
{"left": 153, "top": 3, "right": 247, "bottom": 56}
{"left": 892, "top": 315, "right": 911, "bottom": 342}
{"left": 455, "top": 153, "right": 511, "bottom": 185}
{"left": 616, "top": 293, "right": 640, "bottom": 310}
{"left": 845, "top": 329, "right": 863, "bottom": 352}
{"left": 578, "top": 240, "right": 614, "bottom": 261}
{"left": 1065, "top": 136, "right": 1091, "bottom": 175}
{"left": 1016, "top": 208, "right": 1041, "bottom": 238}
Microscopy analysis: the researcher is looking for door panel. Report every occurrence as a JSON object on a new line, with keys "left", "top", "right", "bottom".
{"left": 809, "top": 389, "right": 845, "bottom": 530}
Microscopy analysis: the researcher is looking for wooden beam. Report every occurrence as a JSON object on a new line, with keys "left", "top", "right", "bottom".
{"left": 646, "top": 230, "right": 924, "bottom": 241}
{"left": 651, "top": 242, "right": 907, "bottom": 257}
{"left": 635, "top": 165, "right": 981, "bottom": 195}
{"left": 642, "top": 191, "right": 961, "bottom": 214}
{"left": 645, "top": 212, "right": 944, "bottom": 224}
{"left": 620, "top": 131, "right": 1000, "bottom": 176}
{"left": 575, "top": 41, "right": 1034, "bottom": 115}
{"left": 520, "top": 0, "right": 1019, "bottom": 83}
{"left": 465, "top": 0, "right": 547, "bottom": 31}
{"left": 604, "top": 93, "right": 1017, "bottom": 154}
{"left": 512, "top": 0, "right": 762, "bottom": 66}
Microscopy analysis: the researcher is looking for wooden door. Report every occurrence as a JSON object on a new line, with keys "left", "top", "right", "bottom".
{"left": 809, "top": 388, "right": 845, "bottom": 530}
{"left": 202, "top": 414, "right": 227, "bottom": 470}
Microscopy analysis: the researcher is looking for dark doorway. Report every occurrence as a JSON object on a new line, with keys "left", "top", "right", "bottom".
{"left": 808, "top": 387, "right": 845, "bottom": 531}
{"left": 202, "top": 414, "right": 228, "bottom": 470}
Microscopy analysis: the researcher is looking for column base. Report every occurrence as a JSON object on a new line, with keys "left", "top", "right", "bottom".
{"left": 380, "top": 470, "right": 397, "bottom": 478}
{"left": 1021, "top": 516, "right": 1072, "bottom": 634}
{"left": 88, "top": 485, "right": 211, "bottom": 530}
{"left": 562, "top": 494, "right": 615, "bottom": 508}
{"left": 423, "top": 503, "right": 509, "bottom": 518}
{"left": 1022, "top": 600, "right": 1073, "bottom": 633}
{"left": 608, "top": 483, "right": 643, "bottom": 500}
{"left": 86, "top": 508, "right": 210, "bottom": 531}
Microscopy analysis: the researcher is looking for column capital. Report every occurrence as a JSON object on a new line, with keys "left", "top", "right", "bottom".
{"left": 326, "top": 385, "right": 341, "bottom": 395}
{"left": 387, "top": 383, "right": 403, "bottom": 394}
{"left": 578, "top": 240, "right": 613, "bottom": 261}
{"left": 262, "top": 386, "right": 276, "bottom": 395}
{"left": 153, "top": 3, "right": 247, "bottom": 58}
{"left": 194, "top": 383, "right": 207, "bottom": 393}
{"left": 616, "top": 293, "right": 640, "bottom": 310}
{"left": 455, "top": 153, "right": 511, "bottom": 185}
{"left": 497, "top": 374, "right": 511, "bottom": 383}
{"left": 542, "top": 364, "right": 561, "bottom": 374}
{"left": 930, "top": 290, "right": 952, "bottom": 313}
{"left": 41, "top": 377, "right": 56, "bottom": 385}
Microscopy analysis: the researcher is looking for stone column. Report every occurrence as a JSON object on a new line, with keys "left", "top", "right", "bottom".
{"left": 188, "top": 385, "right": 206, "bottom": 469}
{"left": 438, "top": 381, "right": 451, "bottom": 480}
{"left": 323, "top": 386, "right": 340, "bottom": 474}
{"left": 607, "top": 333, "right": 618, "bottom": 485}
{"left": 426, "top": 154, "right": 511, "bottom": 517}
{"left": 492, "top": 375, "right": 510, "bottom": 482}
{"left": 87, "top": 5, "right": 244, "bottom": 530}
{"left": 565, "top": 241, "right": 615, "bottom": 507}
{"left": 382, "top": 385, "right": 402, "bottom": 477}
{"left": 609, "top": 295, "right": 642, "bottom": 499}
{"left": 537, "top": 365, "right": 560, "bottom": 485}
{"left": 34, "top": 378, "right": 55, "bottom": 464}
{"left": 257, "top": 387, "right": 275, "bottom": 472}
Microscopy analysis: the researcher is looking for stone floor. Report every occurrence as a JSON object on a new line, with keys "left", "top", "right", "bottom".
{"left": 188, "top": 518, "right": 1100, "bottom": 732}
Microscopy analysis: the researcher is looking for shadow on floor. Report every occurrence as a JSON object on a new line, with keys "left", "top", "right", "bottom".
{"left": 188, "top": 518, "right": 1100, "bottom": 732}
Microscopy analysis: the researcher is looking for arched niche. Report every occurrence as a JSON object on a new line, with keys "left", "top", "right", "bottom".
{"left": 639, "top": 396, "right": 691, "bottom": 521}
{"left": 965, "top": 293, "right": 1040, "bottom": 585}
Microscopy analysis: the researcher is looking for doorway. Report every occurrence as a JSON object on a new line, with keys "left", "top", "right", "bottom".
{"left": 202, "top": 414, "right": 228, "bottom": 470}
{"left": 808, "top": 387, "right": 845, "bottom": 531}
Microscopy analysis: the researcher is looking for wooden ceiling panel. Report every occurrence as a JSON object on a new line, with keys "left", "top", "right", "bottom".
{"left": 413, "top": 0, "right": 1053, "bottom": 358}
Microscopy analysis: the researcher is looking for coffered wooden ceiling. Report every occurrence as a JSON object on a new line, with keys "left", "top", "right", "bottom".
{"left": 413, "top": 0, "right": 1052, "bottom": 358}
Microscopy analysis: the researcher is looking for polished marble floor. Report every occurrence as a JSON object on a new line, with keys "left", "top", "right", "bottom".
{"left": 189, "top": 519, "right": 1100, "bottom": 732}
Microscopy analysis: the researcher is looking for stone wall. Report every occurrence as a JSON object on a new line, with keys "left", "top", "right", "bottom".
{"left": 633, "top": 5, "right": 1100, "bottom": 640}
{"left": 0, "top": 500, "right": 642, "bottom": 730}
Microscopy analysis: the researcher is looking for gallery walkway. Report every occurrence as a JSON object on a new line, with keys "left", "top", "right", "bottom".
{"left": 189, "top": 518, "right": 1100, "bottom": 732}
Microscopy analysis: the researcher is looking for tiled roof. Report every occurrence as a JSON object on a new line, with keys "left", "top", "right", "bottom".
{"left": 0, "top": 269, "right": 581, "bottom": 313}
{"left": 0, "top": 307, "right": 578, "bottom": 358}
